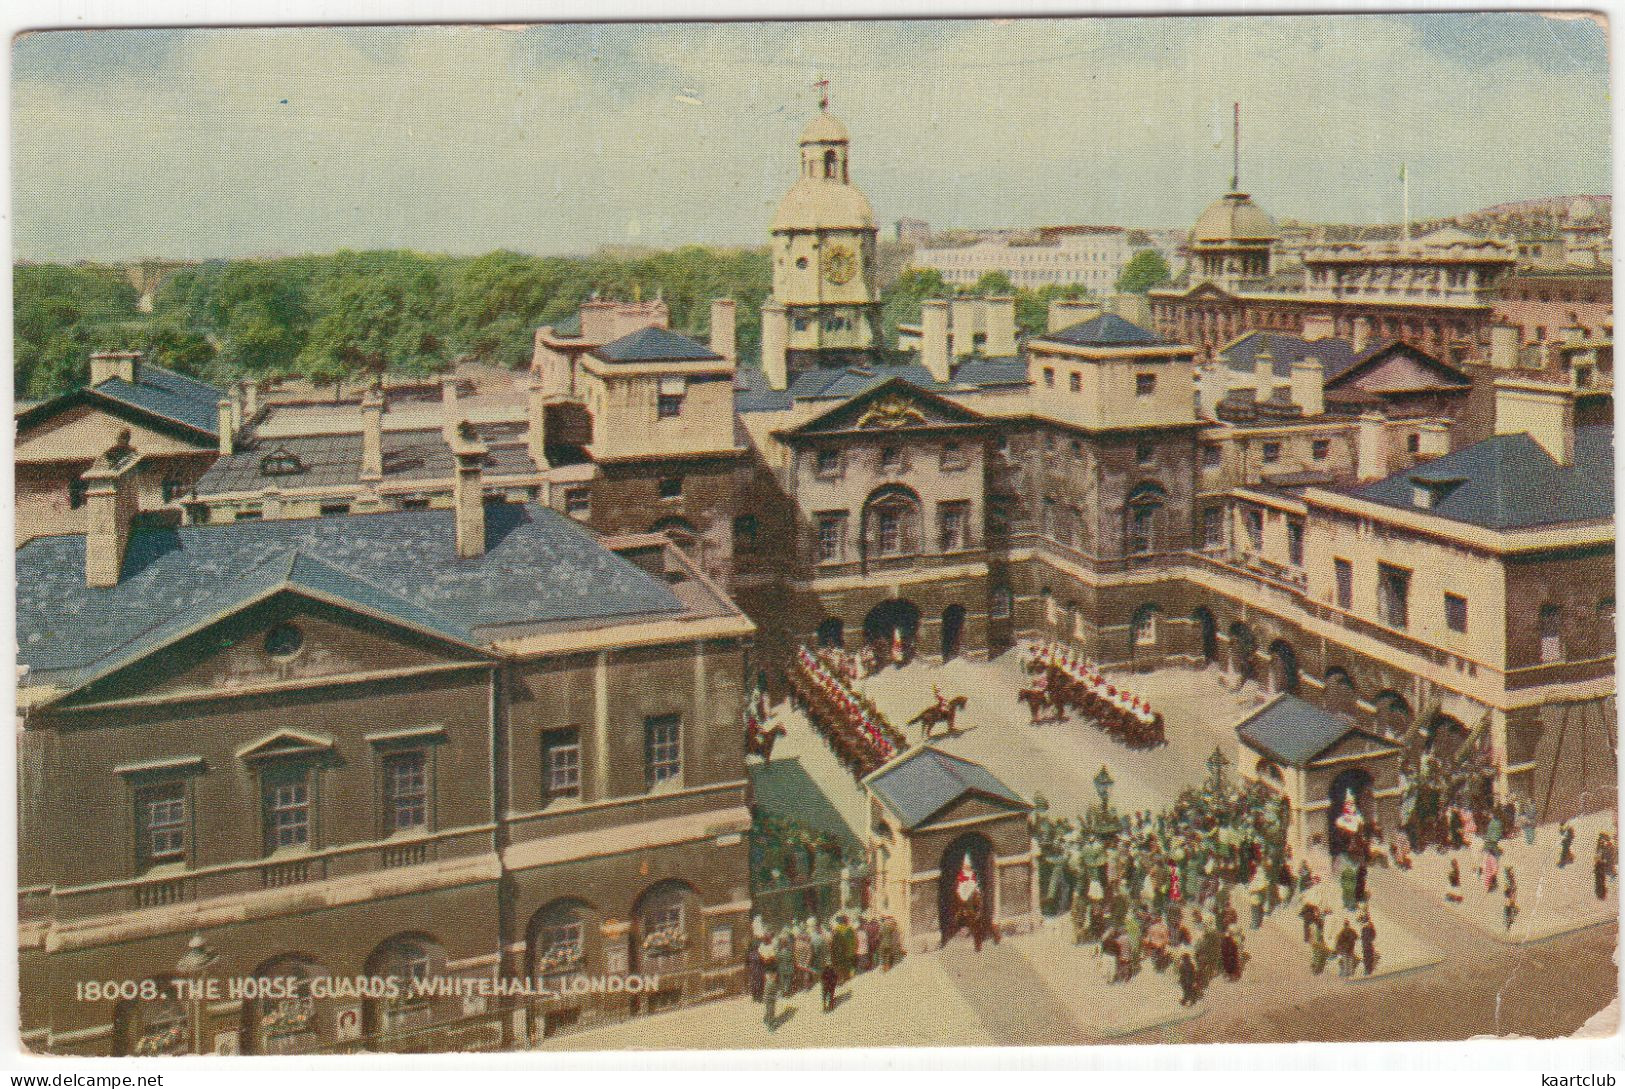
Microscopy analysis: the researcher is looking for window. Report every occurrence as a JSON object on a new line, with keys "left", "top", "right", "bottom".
{"left": 1201, "top": 444, "right": 1222, "bottom": 470}
{"left": 658, "top": 477, "right": 683, "bottom": 500}
{"left": 939, "top": 502, "right": 969, "bottom": 551}
{"left": 319, "top": 502, "right": 351, "bottom": 518}
{"left": 877, "top": 508, "right": 901, "bottom": 554}
{"left": 537, "top": 905, "right": 587, "bottom": 980}
{"left": 1245, "top": 509, "right": 1264, "bottom": 552}
{"left": 1312, "top": 439, "right": 1330, "bottom": 461}
{"left": 1129, "top": 504, "right": 1156, "bottom": 554}
{"left": 235, "top": 509, "right": 263, "bottom": 522}
{"left": 1262, "top": 441, "right": 1282, "bottom": 464}
{"left": 261, "top": 764, "right": 311, "bottom": 854}
{"left": 733, "top": 514, "right": 758, "bottom": 544}
{"left": 645, "top": 715, "right": 682, "bottom": 788}
{"left": 880, "top": 446, "right": 902, "bottom": 471}
{"left": 1043, "top": 433, "right": 1056, "bottom": 454}
{"left": 815, "top": 449, "right": 843, "bottom": 477}
{"left": 1069, "top": 372, "right": 1081, "bottom": 393}
{"left": 1131, "top": 605, "right": 1158, "bottom": 647}
{"left": 1070, "top": 439, "right": 1084, "bottom": 460}
{"left": 991, "top": 585, "right": 1013, "bottom": 618}
{"left": 542, "top": 729, "right": 581, "bottom": 801}
{"left": 816, "top": 512, "right": 847, "bottom": 563}
{"left": 402, "top": 496, "right": 431, "bottom": 511}
{"left": 1135, "top": 373, "right": 1157, "bottom": 397}
{"left": 940, "top": 442, "right": 967, "bottom": 471}
{"left": 1377, "top": 563, "right": 1411, "bottom": 630}
{"left": 1334, "top": 558, "right": 1353, "bottom": 610}
{"left": 657, "top": 393, "right": 684, "bottom": 418}
{"left": 384, "top": 751, "right": 428, "bottom": 833}
{"left": 1286, "top": 520, "right": 1304, "bottom": 566}
{"left": 136, "top": 782, "right": 188, "bottom": 868}
{"left": 564, "top": 487, "right": 591, "bottom": 518}
{"left": 161, "top": 475, "right": 186, "bottom": 502}
{"left": 1043, "top": 367, "right": 1055, "bottom": 388}
{"left": 1540, "top": 605, "right": 1563, "bottom": 662}
{"left": 1135, "top": 442, "right": 1155, "bottom": 467}
{"left": 264, "top": 622, "right": 305, "bottom": 660}
{"left": 1445, "top": 593, "right": 1468, "bottom": 634}
{"left": 1406, "top": 433, "right": 1421, "bottom": 455}
{"left": 1202, "top": 507, "right": 1224, "bottom": 551}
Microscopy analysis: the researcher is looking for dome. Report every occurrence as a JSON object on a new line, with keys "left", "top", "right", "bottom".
{"left": 1568, "top": 196, "right": 1599, "bottom": 223}
{"left": 800, "top": 110, "right": 850, "bottom": 144}
{"left": 1191, "top": 191, "right": 1278, "bottom": 244}
{"left": 771, "top": 177, "right": 876, "bottom": 232}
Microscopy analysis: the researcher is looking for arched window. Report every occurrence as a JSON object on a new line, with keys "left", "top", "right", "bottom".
{"left": 1131, "top": 604, "right": 1159, "bottom": 648}
{"left": 531, "top": 899, "right": 596, "bottom": 986}
{"left": 247, "top": 955, "right": 331, "bottom": 1055}
{"left": 1540, "top": 604, "right": 1564, "bottom": 662}
{"left": 863, "top": 486, "right": 921, "bottom": 559}
{"left": 116, "top": 976, "right": 189, "bottom": 1056}
{"left": 365, "top": 936, "right": 446, "bottom": 1039}
{"left": 635, "top": 881, "right": 698, "bottom": 975}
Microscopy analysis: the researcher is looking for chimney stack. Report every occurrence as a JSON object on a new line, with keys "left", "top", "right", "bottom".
{"left": 1351, "top": 316, "right": 1373, "bottom": 355}
{"left": 228, "top": 384, "right": 243, "bottom": 436}
{"left": 82, "top": 430, "right": 142, "bottom": 589}
{"left": 709, "top": 299, "right": 737, "bottom": 366}
{"left": 440, "top": 376, "right": 460, "bottom": 443}
{"left": 217, "top": 399, "right": 236, "bottom": 457}
{"left": 242, "top": 380, "right": 260, "bottom": 422}
{"left": 1048, "top": 299, "right": 1102, "bottom": 333}
{"left": 1415, "top": 420, "right": 1451, "bottom": 459}
{"left": 1494, "top": 378, "right": 1576, "bottom": 466}
{"left": 361, "top": 386, "right": 385, "bottom": 481}
{"left": 949, "top": 298, "right": 979, "bottom": 361}
{"left": 1300, "top": 314, "right": 1336, "bottom": 343}
{"left": 1356, "top": 412, "right": 1389, "bottom": 482}
{"left": 1291, "top": 357, "right": 1325, "bottom": 417}
{"left": 1253, "top": 349, "right": 1276, "bottom": 397}
{"left": 1489, "top": 324, "right": 1520, "bottom": 370}
{"left": 920, "top": 299, "right": 952, "bottom": 383}
{"left": 450, "top": 421, "right": 489, "bottom": 559}
{"left": 527, "top": 381, "right": 548, "bottom": 469}
{"left": 761, "top": 301, "right": 789, "bottom": 392}
{"left": 88, "top": 351, "right": 139, "bottom": 387}
{"left": 985, "top": 296, "right": 1017, "bottom": 356}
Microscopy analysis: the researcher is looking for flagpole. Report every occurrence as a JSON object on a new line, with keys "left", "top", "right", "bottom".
{"left": 1402, "top": 163, "right": 1411, "bottom": 243}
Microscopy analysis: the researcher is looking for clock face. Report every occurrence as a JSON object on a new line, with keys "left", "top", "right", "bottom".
{"left": 821, "top": 243, "right": 858, "bottom": 286}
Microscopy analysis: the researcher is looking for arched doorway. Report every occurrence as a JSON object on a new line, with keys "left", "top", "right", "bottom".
{"left": 940, "top": 605, "right": 966, "bottom": 661}
{"left": 1268, "top": 640, "right": 1300, "bottom": 695}
{"left": 632, "top": 880, "right": 700, "bottom": 1015}
{"left": 1192, "top": 607, "right": 1218, "bottom": 664}
{"left": 1327, "top": 767, "right": 1375, "bottom": 856}
{"left": 1324, "top": 668, "right": 1358, "bottom": 716}
{"left": 816, "top": 618, "right": 845, "bottom": 650}
{"left": 937, "top": 831, "right": 994, "bottom": 944}
{"left": 864, "top": 599, "right": 920, "bottom": 649}
{"left": 1228, "top": 622, "right": 1257, "bottom": 683}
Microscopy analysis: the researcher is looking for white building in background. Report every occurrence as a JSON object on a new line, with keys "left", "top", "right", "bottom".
{"left": 916, "top": 225, "right": 1140, "bottom": 294}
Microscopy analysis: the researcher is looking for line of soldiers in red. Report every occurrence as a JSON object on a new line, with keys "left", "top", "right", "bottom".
{"left": 1020, "top": 641, "right": 1166, "bottom": 750}
{"left": 789, "top": 647, "right": 907, "bottom": 779}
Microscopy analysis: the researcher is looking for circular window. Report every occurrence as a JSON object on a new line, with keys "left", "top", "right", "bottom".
{"left": 264, "top": 622, "right": 305, "bottom": 660}
{"left": 795, "top": 257, "right": 809, "bottom": 270}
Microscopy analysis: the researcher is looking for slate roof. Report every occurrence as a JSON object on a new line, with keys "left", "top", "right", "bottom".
{"left": 1236, "top": 694, "right": 1397, "bottom": 769}
{"left": 1220, "top": 331, "right": 1358, "bottom": 381}
{"left": 194, "top": 425, "right": 540, "bottom": 496}
{"left": 1347, "top": 425, "right": 1613, "bottom": 531}
{"left": 1329, "top": 340, "right": 1469, "bottom": 388}
{"left": 19, "top": 362, "right": 224, "bottom": 440}
{"left": 1041, "top": 313, "right": 1167, "bottom": 348}
{"left": 952, "top": 357, "right": 1029, "bottom": 387}
{"left": 864, "top": 746, "right": 1028, "bottom": 831}
{"left": 734, "top": 356, "right": 1027, "bottom": 414}
{"left": 592, "top": 325, "right": 722, "bottom": 364}
{"left": 16, "top": 503, "right": 684, "bottom": 687}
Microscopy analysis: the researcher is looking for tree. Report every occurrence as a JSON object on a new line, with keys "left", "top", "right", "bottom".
{"left": 879, "top": 266, "right": 950, "bottom": 344}
{"left": 971, "top": 270, "right": 1015, "bottom": 296}
{"left": 1116, "top": 249, "right": 1172, "bottom": 295}
{"left": 1013, "top": 282, "right": 1094, "bottom": 337}
{"left": 296, "top": 262, "right": 449, "bottom": 383}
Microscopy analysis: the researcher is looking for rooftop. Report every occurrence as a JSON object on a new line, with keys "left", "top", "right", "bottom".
{"left": 1040, "top": 313, "right": 1168, "bottom": 348}
{"left": 19, "top": 361, "right": 224, "bottom": 440}
{"left": 1236, "top": 694, "right": 1399, "bottom": 769}
{"left": 864, "top": 745, "right": 1028, "bottom": 831}
{"left": 591, "top": 325, "right": 723, "bottom": 365}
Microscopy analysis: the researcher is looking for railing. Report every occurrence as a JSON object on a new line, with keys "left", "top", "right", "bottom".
{"left": 262, "top": 858, "right": 318, "bottom": 889}
{"left": 382, "top": 842, "right": 432, "bottom": 869}
{"left": 133, "top": 876, "right": 194, "bottom": 909}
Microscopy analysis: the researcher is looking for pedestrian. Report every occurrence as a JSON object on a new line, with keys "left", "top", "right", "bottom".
{"left": 1359, "top": 914, "right": 1378, "bottom": 976}
{"left": 1483, "top": 848, "right": 1500, "bottom": 893}
{"left": 1298, "top": 859, "right": 1315, "bottom": 895}
{"left": 1340, "top": 861, "right": 1359, "bottom": 912}
{"left": 760, "top": 938, "right": 780, "bottom": 1030}
{"left": 1448, "top": 857, "right": 1461, "bottom": 888}
{"left": 1595, "top": 846, "right": 1610, "bottom": 901}
{"left": 1558, "top": 822, "right": 1576, "bottom": 867}
{"left": 1519, "top": 797, "right": 1538, "bottom": 846}
{"left": 1335, "top": 919, "right": 1358, "bottom": 977}
{"left": 779, "top": 926, "right": 800, "bottom": 997}
{"left": 1310, "top": 933, "right": 1332, "bottom": 976}
{"left": 832, "top": 915, "right": 857, "bottom": 982}
{"left": 1178, "top": 951, "right": 1201, "bottom": 1007}
{"left": 878, "top": 914, "right": 902, "bottom": 971}
{"left": 1220, "top": 926, "right": 1243, "bottom": 981}
{"left": 1504, "top": 889, "right": 1520, "bottom": 932}
{"left": 820, "top": 960, "right": 838, "bottom": 1012}
{"left": 1299, "top": 900, "right": 1320, "bottom": 944}
{"left": 1354, "top": 861, "right": 1369, "bottom": 904}
{"left": 748, "top": 917, "right": 768, "bottom": 1003}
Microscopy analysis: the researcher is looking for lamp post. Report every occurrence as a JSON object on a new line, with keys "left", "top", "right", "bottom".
{"left": 1092, "top": 765, "right": 1116, "bottom": 835}
{"left": 175, "top": 931, "right": 217, "bottom": 1056}
{"left": 1207, "top": 746, "right": 1230, "bottom": 795}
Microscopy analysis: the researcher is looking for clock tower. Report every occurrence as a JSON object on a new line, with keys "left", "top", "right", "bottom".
{"left": 768, "top": 104, "right": 881, "bottom": 373}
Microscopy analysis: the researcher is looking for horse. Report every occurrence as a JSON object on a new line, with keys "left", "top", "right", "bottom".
{"left": 747, "top": 721, "right": 787, "bottom": 762}
{"left": 1017, "top": 684, "right": 1054, "bottom": 725}
{"left": 909, "top": 695, "right": 969, "bottom": 740}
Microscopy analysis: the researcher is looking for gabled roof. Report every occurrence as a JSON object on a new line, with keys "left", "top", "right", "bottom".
{"left": 18, "top": 361, "right": 224, "bottom": 442}
{"left": 16, "top": 504, "right": 685, "bottom": 687}
{"left": 780, "top": 375, "right": 986, "bottom": 438}
{"left": 1041, "top": 313, "right": 1167, "bottom": 348}
{"left": 1347, "top": 425, "right": 1613, "bottom": 530}
{"left": 863, "top": 745, "right": 1029, "bottom": 831}
{"left": 1219, "top": 331, "right": 1356, "bottom": 381}
{"left": 1326, "top": 340, "right": 1470, "bottom": 391}
{"left": 1236, "top": 694, "right": 1399, "bottom": 769}
{"left": 591, "top": 325, "right": 722, "bottom": 365}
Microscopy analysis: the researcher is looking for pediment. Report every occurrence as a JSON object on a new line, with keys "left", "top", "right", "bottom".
{"left": 236, "top": 729, "right": 335, "bottom": 761}
{"left": 914, "top": 789, "right": 1029, "bottom": 830}
{"left": 1186, "top": 282, "right": 1237, "bottom": 302}
{"left": 787, "top": 378, "right": 985, "bottom": 438}
{"left": 1308, "top": 730, "right": 1403, "bottom": 768}
{"left": 1328, "top": 347, "right": 1468, "bottom": 393}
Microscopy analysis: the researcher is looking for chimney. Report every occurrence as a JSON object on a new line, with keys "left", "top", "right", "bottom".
{"left": 985, "top": 295, "right": 1017, "bottom": 356}
{"left": 761, "top": 301, "right": 789, "bottom": 392}
{"left": 1290, "top": 358, "right": 1325, "bottom": 417}
{"left": 1489, "top": 324, "right": 1520, "bottom": 370}
{"left": 1301, "top": 314, "right": 1336, "bottom": 343}
{"left": 1494, "top": 378, "right": 1576, "bottom": 466}
{"left": 1048, "top": 299, "right": 1103, "bottom": 333}
{"left": 450, "top": 421, "right": 489, "bottom": 559}
{"left": 949, "top": 298, "right": 980, "bottom": 360}
{"left": 217, "top": 399, "right": 236, "bottom": 457}
{"left": 709, "top": 299, "right": 737, "bottom": 365}
{"left": 228, "top": 384, "right": 243, "bottom": 436}
{"left": 1109, "top": 293, "right": 1152, "bottom": 328}
{"left": 1415, "top": 420, "right": 1451, "bottom": 459}
{"left": 527, "top": 381, "right": 548, "bottom": 468}
{"left": 440, "top": 375, "right": 461, "bottom": 443}
{"left": 920, "top": 299, "right": 952, "bottom": 383}
{"left": 242, "top": 379, "right": 260, "bottom": 422}
{"left": 1253, "top": 348, "right": 1276, "bottom": 396}
{"left": 82, "top": 430, "right": 142, "bottom": 589}
{"left": 361, "top": 386, "right": 385, "bottom": 481}
{"left": 88, "top": 351, "right": 139, "bottom": 387}
{"left": 1351, "top": 316, "right": 1373, "bottom": 355}
{"left": 1356, "top": 412, "right": 1389, "bottom": 482}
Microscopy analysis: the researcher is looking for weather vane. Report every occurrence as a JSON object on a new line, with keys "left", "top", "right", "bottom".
{"left": 813, "top": 78, "right": 830, "bottom": 111}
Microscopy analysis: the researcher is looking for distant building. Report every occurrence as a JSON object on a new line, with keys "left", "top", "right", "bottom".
{"left": 893, "top": 217, "right": 931, "bottom": 245}
{"left": 914, "top": 225, "right": 1134, "bottom": 294}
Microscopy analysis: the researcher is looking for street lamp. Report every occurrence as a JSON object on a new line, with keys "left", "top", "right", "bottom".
{"left": 1207, "top": 746, "right": 1230, "bottom": 794}
{"left": 175, "top": 932, "right": 217, "bottom": 1055}
{"left": 1093, "top": 766, "right": 1115, "bottom": 809}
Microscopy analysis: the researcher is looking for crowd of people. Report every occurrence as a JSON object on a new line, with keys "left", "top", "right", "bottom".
{"left": 1018, "top": 642, "right": 1165, "bottom": 749}
{"left": 788, "top": 646, "right": 907, "bottom": 779}
{"left": 748, "top": 910, "right": 904, "bottom": 1029}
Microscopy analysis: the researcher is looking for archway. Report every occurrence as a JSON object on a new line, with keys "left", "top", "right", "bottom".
{"left": 1327, "top": 767, "right": 1375, "bottom": 856}
{"left": 1373, "top": 691, "right": 1411, "bottom": 738}
{"left": 1323, "top": 667, "right": 1358, "bottom": 716}
{"left": 864, "top": 598, "right": 921, "bottom": 651}
{"left": 632, "top": 879, "right": 700, "bottom": 1015}
{"left": 1268, "top": 640, "right": 1300, "bottom": 695}
{"left": 525, "top": 897, "right": 600, "bottom": 1041}
{"left": 243, "top": 954, "right": 333, "bottom": 1055}
{"left": 363, "top": 934, "right": 447, "bottom": 1044}
{"left": 816, "top": 618, "right": 845, "bottom": 650}
{"left": 1191, "top": 607, "right": 1218, "bottom": 664}
{"left": 940, "top": 605, "right": 966, "bottom": 661}
{"left": 937, "top": 831, "right": 994, "bottom": 944}
{"left": 1130, "top": 604, "right": 1160, "bottom": 654}
{"left": 1228, "top": 622, "right": 1257, "bottom": 683}
{"left": 113, "top": 975, "right": 188, "bottom": 1056}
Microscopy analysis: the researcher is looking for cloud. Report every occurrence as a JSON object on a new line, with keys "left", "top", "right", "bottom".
{"left": 10, "top": 15, "right": 1611, "bottom": 261}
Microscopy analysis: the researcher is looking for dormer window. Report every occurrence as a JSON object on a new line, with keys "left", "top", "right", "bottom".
{"left": 260, "top": 448, "right": 305, "bottom": 477}
{"left": 1409, "top": 474, "right": 1464, "bottom": 510}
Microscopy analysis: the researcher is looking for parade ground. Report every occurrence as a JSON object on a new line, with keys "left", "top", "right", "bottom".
{"left": 544, "top": 645, "right": 1617, "bottom": 1050}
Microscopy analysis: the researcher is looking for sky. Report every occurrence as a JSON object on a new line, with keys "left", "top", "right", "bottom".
{"left": 9, "top": 13, "right": 1613, "bottom": 262}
